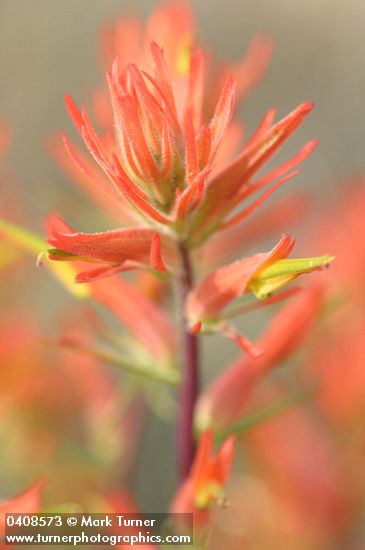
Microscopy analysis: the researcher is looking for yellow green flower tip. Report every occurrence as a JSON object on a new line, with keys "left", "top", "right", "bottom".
{"left": 0, "top": 218, "right": 46, "bottom": 255}
{"left": 249, "top": 255, "right": 335, "bottom": 299}
{"left": 0, "top": 218, "right": 90, "bottom": 300}
{"left": 176, "top": 34, "right": 192, "bottom": 75}
{"left": 195, "top": 483, "right": 225, "bottom": 510}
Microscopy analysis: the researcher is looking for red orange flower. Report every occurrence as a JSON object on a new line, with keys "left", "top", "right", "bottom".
{"left": 187, "top": 235, "right": 332, "bottom": 354}
{"left": 62, "top": 51, "right": 236, "bottom": 228}
{"left": 46, "top": 213, "right": 175, "bottom": 282}
{"left": 171, "top": 429, "right": 235, "bottom": 518}
{"left": 47, "top": 30, "right": 316, "bottom": 280}
{"left": 39, "top": 4, "right": 335, "bottom": 530}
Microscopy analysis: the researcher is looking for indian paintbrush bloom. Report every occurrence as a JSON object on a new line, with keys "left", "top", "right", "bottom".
{"left": 42, "top": 3, "right": 334, "bottom": 499}
{"left": 186, "top": 235, "right": 332, "bottom": 354}
{"left": 0, "top": 1, "right": 337, "bottom": 538}
{"left": 45, "top": 38, "right": 332, "bottom": 355}
{"left": 48, "top": 94, "right": 317, "bottom": 267}
{"left": 171, "top": 429, "right": 235, "bottom": 525}
{"left": 47, "top": 8, "right": 317, "bottom": 278}
{"left": 42, "top": 6, "right": 334, "bottom": 370}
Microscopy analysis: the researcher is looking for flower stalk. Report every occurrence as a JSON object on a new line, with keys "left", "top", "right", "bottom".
{"left": 178, "top": 241, "right": 200, "bottom": 481}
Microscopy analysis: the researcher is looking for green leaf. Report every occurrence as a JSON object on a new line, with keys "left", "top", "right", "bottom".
{"left": 60, "top": 339, "right": 181, "bottom": 387}
{"left": 214, "top": 387, "right": 314, "bottom": 444}
{"left": 0, "top": 218, "right": 90, "bottom": 299}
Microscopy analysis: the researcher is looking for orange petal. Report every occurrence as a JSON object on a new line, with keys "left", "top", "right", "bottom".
{"left": 209, "top": 74, "right": 237, "bottom": 158}
{"left": 48, "top": 221, "right": 155, "bottom": 264}
{"left": 187, "top": 235, "right": 294, "bottom": 322}
{"left": 47, "top": 215, "right": 175, "bottom": 266}
{"left": 185, "top": 48, "right": 206, "bottom": 128}
{"left": 184, "top": 110, "right": 199, "bottom": 182}
{"left": 150, "top": 233, "right": 168, "bottom": 272}
{"left": 222, "top": 170, "right": 300, "bottom": 229}
{"left": 192, "top": 102, "right": 313, "bottom": 233}
{"left": 150, "top": 41, "right": 178, "bottom": 122}
{"left": 221, "top": 323, "right": 263, "bottom": 358}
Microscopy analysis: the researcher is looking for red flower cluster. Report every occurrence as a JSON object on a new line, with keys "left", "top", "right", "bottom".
{"left": 0, "top": 2, "right": 337, "bottom": 539}
{"left": 42, "top": 2, "right": 334, "bottom": 524}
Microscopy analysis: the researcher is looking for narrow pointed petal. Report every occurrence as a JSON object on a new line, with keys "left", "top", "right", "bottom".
{"left": 189, "top": 429, "right": 236, "bottom": 509}
{"left": 222, "top": 170, "right": 299, "bottom": 229}
{"left": 106, "top": 71, "right": 140, "bottom": 176}
{"left": 174, "top": 165, "right": 211, "bottom": 220}
{"left": 111, "top": 155, "right": 150, "bottom": 201}
{"left": 214, "top": 435, "right": 236, "bottom": 484}
{"left": 244, "top": 139, "right": 318, "bottom": 196}
{"left": 150, "top": 41, "right": 178, "bottom": 121}
{"left": 209, "top": 74, "right": 237, "bottom": 158}
{"left": 142, "top": 70, "right": 181, "bottom": 135}
{"left": 244, "top": 101, "right": 314, "bottom": 173}
{"left": 185, "top": 48, "right": 206, "bottom": 128}
{"left": 221, "top": 323, "right": 263, "bottom": 357}
{"left": 112, "top": 156, "right": 172, "bottom": 225}
{"left": 112, "top": 89, "right": 159, "bottom": 180}
{"left": 242, "top": 107, "right": 276, "bottom": 151}
{"left": 192, "top": 102, "right": 314, "bottom": 233}
{"left": 64, "top": 94, "right": 83, "bottom": 131}
{"left": 171, "top": 430, "right": 235, "bottom": 521}
{"left": 115, "top": 172, "right": 172, "bottom": 224}
{"left": 196, "top": 125, "right": 211, "bottom": 168}
{"left": 171, "top": 429, "right": 235, "bottom": 516}
{"left": 79, "top": 108, "right": 114, "bottom": 175}
{"left": 184, "top": 110, "right": 199, "bottom": 181}
{"left": 47, "top": 215, "right": 175, "bottom": 266}
{"left": 53, "top": 133, "right": 129, "bottom": 220}
{"left": 161, "top": 115, "right": 173, "bottom": 176}
{"left": 150, "top": 233, "right": 168, "bottom": 272}
{"left": 75, "top": 264, "right": 128, "bottom": 284}
{"left": 200, "top": 194, "right": 310, "bottom": 268}
{"left": 127, "top": 63, "right": 164, "bottom": 131}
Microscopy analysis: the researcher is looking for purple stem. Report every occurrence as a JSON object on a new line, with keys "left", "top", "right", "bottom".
{"left": 177, "top": 242, "right": 200, "bottom": 481}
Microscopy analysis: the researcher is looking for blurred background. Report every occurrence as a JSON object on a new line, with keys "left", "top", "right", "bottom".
{"left": 0, "top": 0, "right": 364, "bottom": 520}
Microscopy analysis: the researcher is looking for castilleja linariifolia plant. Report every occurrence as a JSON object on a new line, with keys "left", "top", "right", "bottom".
{"left": 42, "top": 1, "right": 333, "bottom": 526}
